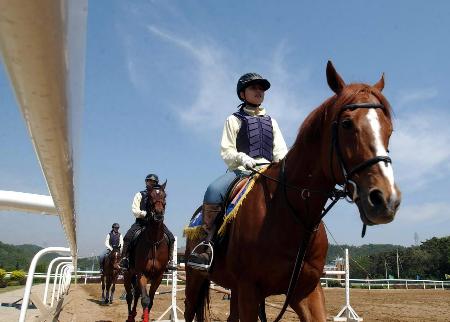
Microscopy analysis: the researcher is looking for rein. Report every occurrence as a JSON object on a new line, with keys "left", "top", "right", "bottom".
{"left": 248, "top": 102, "right": 393, "bottom": 321}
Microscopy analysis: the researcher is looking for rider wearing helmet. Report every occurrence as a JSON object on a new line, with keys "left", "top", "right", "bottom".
{"left": 187, "top": 73, "right": 288, "bottom": 270}
{"left": 99, "top": 223, "right": 124, "bottom": 274}
{"left": 119, "top": 174, "right": 176, "bottom": 270}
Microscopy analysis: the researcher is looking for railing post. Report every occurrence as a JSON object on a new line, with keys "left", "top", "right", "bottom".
{"left": 51, "top": 261, "right": 72, "bottom": 307}
{"left": 19, "top": 247, "right": 70, "bottom": 322}
{"left": 43, "top": 256, "right": 72, "bottom": 305}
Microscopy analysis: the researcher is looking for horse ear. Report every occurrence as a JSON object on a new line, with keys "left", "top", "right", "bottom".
{"left": 161, "top": 180, "right": 167, "bottom": 189}
{"left": 373, "top": 73, "right": 385, "bottom": 91}
{"left": 326, "top": 60, "right": 346, "bottom": 94}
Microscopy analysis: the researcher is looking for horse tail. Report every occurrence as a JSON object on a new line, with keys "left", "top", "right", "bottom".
{"left": 196, "top": 279, "right": 210, "bottom": 321}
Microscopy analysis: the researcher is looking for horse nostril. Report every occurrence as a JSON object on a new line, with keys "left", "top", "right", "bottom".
{"left": 369, "top": 189, "right": 385, "bottom": 208}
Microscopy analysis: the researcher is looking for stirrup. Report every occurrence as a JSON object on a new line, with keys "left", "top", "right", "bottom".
{"left": 186, "top": 241, "right": 214, "bottom": 271}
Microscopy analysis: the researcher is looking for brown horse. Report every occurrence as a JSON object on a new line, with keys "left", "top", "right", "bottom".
{"left": 100, "top": 245, "right": 121, "bottom": 304}
{"left": 184, "top": 61, "right": 402, "bottom": 321}
{"left": 123, "top": 182, "right": 169, "bottom": 322}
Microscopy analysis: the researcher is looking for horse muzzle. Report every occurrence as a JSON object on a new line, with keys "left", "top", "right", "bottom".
{"left": 355, "top": 184, "right": 401, "bottom": 225}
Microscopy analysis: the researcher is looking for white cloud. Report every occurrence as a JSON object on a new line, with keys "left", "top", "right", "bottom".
{"left": 395, "top": 88, "right": 438, "bottom": 110}
{"left": 395, "top": 202, "right": 450, "bottom": 224}
{"left": 390, "top": 108, "right": 450, "bottom": 190}
{"left": 146, "top": 25, "right": 235, "bottom": 134}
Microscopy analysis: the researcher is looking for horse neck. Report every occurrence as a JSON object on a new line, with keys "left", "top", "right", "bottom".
{"left": 143, "top": 219, "right": 164, "bottom": 243}
{"left": 281, "top": 134, "right": 335, "bottom": 228}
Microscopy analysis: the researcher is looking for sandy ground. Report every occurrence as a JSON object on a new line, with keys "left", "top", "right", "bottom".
{"left": 54, "top": 283, "right": 450, "bottom": 322}
{"left": 0, "top": 283, "right": 46, "bottom": 322}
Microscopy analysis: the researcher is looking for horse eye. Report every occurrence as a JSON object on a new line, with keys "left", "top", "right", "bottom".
{"left": 341, "top": 119, "right": 353, "bottom": 129}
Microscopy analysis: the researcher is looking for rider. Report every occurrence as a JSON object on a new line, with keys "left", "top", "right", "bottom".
{"left": 187, "top": 73, "right": 288, "bottom": 270}
{"left": 99, "top": 223, "right": 124, "bottom": 274}
{"left": 119, "top": 174, "right": 176, "bottom": 270}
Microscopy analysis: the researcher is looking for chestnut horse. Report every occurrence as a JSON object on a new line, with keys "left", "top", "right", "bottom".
{"left": 123, "top": 182, "right": 169, "bottom": 322}
{"left": 100, "top": 245, "right": 121, "bottom": 304}
{"left": 184, "top": 61, "right": 401, "bottom": 321}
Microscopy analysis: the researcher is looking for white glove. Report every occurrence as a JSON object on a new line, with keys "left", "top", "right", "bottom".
{"left": 238, "top": 153, "right": 257, "bottom": 169}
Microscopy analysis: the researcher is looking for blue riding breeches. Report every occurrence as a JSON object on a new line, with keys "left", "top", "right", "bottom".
{"left": 204, "top": 170, "right": 250, "bottom": 204}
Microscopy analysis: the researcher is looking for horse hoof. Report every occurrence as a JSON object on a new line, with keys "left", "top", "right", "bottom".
{"left": 126, "top": 316, "right": 135, "bottom": 322}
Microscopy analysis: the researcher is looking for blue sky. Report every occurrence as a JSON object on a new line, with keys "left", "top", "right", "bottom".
{"left": 1, "top": 0, "right": 449, "bottom": 257}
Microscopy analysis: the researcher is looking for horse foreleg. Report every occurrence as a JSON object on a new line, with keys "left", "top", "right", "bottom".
{"left": 110, "top": 280, "right": 116, "bottom": 304}
{"left": 237, "top": 281, "right": 260, "bottom": 322}
{"left": 184, "top": 268, "right": 210, "bottom": 322}
{"left": 139, "top": 274, "right": 150, "bottom": 322}
{"left": 148, "top": 273, "right": 164, "bottom": 314}
{"left": 124, "top": 273, "right": 136, "bottom": 322}
{"left": 227, "top": 289, "right": 239, "bottom": 322}
{"left": 100, "top": 274, "right": 105, "bottom": 301}
{"left": 290, "top": 283, "right": 326, "bottom": 322}
{"left": 105, "top": 277, "right": 111, "bottom": 304}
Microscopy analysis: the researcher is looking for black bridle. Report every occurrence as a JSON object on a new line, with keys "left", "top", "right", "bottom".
{"left": 331, "top": 102, "right": 392, "bottom": 197}
{"left": 146, "top": 187, "right": 166, "bottom": 223}
{"left": 251, "top": 102, "right": 393, "bottom": 322}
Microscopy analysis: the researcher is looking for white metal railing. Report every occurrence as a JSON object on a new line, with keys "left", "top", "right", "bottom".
{"left": 325, "top": 278, "right": 450, "bottom": 290}
{"left": 43, "top": 256, "right": 73, "bottom": 305}
{"left": 50, "top": 261, "right": 73, "bottom": 308}
{"left": 18, "top": 247, "right": 71, "bottom": 322}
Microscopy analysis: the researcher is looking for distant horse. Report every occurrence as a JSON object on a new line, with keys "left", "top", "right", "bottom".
{"left": 123, "top": 182, "right": 169, "bottom": 322}
{"left": 184, "top": 61, "right": 401, "bottom": 321}
{"left": 100, "top": 245, "right": 121, "bottom": 304}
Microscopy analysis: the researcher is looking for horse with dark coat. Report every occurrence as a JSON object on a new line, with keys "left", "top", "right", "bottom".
{"left": 123, "top": 181, "right": 169, "bottom": 322}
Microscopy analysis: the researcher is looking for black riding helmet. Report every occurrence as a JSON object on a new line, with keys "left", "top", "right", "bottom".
{"left": 112, "top": 223, "right": 120, "bottom": 229}
{"left": 236, "top": 73, "right": 271, "bottom": 101}
{"left": 145, "top": 174, "right": 159, "bottom": 183}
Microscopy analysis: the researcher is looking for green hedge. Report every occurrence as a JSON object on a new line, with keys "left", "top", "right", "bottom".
{"left": 10, "top": 270, "right": 26, "bottom": 285}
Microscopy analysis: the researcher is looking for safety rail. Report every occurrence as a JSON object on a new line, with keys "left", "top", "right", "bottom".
{"left": 321, "top": 277, "right": 450, "bottom": 290}
{"left": 18, "top": 247, "right": 71, "bottom": 322}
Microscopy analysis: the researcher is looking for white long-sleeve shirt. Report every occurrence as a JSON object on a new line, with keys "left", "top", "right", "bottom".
{"left": 131, "top": 192, "right": 147, "bottom": 219}
{"left": 104, "top": 232, "right": 124, "bottom": 251}
{"left": 221, "top": 105, "right": 288, "bottom": 171}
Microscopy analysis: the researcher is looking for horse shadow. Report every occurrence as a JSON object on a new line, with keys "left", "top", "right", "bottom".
{"left": 87, "top": 298, "right": 110, "bottom": 306}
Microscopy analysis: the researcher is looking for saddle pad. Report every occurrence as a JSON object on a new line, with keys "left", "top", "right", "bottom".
{"left": 218, "top": 165, "right": 269, "bottom": 236}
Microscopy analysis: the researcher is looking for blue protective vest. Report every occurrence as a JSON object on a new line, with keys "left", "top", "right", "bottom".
{"left": 233, "top": 108, "right": 274, "bottom": 162}
{"left": 109, "top": 231, "right": 120, "bottom": 247}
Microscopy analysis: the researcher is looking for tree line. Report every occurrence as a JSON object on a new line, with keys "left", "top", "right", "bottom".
{"left": 327, "top": 236, "right": 450, "bottom": 280}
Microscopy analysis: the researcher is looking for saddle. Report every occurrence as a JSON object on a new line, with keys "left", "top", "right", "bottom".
{"left": 211, "top": 175, "right": 251, "bottom": 246}
{"left": 128, "top": 227, "right": 171, "bottom": 268}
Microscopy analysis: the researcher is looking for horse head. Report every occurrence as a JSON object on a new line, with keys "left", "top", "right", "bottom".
{"left": 146, "top": 180, "right": 167, "bottom": 222}
{"left": 322, "top": 61, "right": 401, "bottom": 226}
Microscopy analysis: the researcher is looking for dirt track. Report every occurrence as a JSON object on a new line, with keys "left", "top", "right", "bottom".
{"left": 56, "top": 283, "right": 450, "bottom": 321}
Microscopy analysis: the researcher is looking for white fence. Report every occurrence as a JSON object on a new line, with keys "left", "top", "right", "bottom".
{"left": 321, "top": 277, "right": 450, "bottom": 290}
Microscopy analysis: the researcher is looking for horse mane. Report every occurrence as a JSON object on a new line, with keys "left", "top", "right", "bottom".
{"left": 292, "top": 83, "right": 393, "bottom": 151}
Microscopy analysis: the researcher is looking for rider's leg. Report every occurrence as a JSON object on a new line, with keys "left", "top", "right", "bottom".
{"left": 187, "top": 171, "right": 239, "bottom": 269}
{"left": 163, "top": 224, "right": 177, "bottom": 270}
{"left": 99, "top": 249, "right": 108, "bottom": 274}
{"left": 120, "top": 221, "right": 143, "bottom": 269}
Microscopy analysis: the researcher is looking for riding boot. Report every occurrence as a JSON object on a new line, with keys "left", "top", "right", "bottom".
{"left": 187, "top": 203, "right": 222, "bottom": 271}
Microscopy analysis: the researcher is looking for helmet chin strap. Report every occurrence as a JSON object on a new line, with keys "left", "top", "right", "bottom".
{"left": 244, "top": 101, "right": 260, "bottom": 108}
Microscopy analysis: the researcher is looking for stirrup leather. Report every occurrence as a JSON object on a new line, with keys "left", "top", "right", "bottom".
{"left": 187, "top": 241, "right": 214, "bottom": 271}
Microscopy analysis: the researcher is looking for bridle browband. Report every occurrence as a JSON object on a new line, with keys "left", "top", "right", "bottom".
{"left": 250, "top": 102, "right": 393, "bottom": 322}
